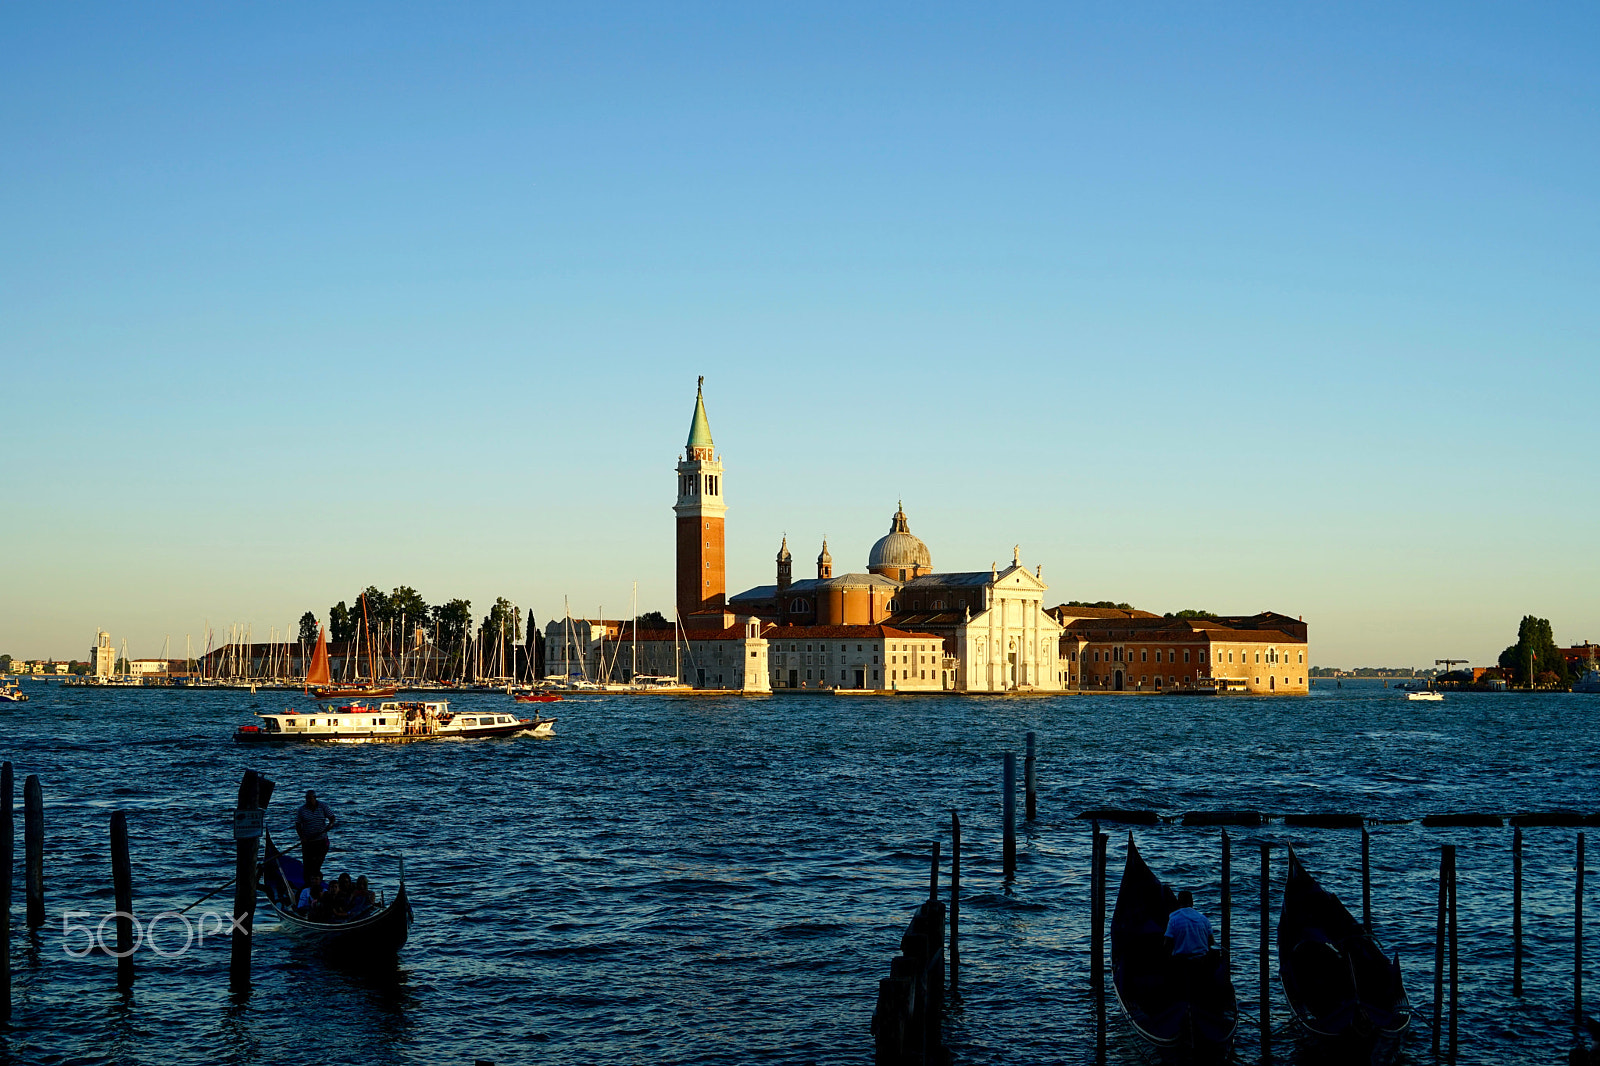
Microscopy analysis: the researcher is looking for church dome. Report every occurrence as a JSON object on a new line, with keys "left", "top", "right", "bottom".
{"left": 868, "top": 503, "right": 932, "bottom": 577}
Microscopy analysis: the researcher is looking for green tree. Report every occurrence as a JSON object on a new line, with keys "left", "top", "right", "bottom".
{"left": 385, "top": 586, "right": 430, "bottom": 648}
{"left": 636, "top": 611, "right": 670, "bottom": 629}
{"left": 0, "top": 654, "right": 10, "bottom": 673}
{"left": 329, "top": 601, "right": 355, "bottom": 644}
{"left": 1498, "top": 615, "right": 1569, "bottom": 687}
{"left": 298, "top": 611, "right": 319, "bottom": 645}
{"left": 479, "top": 598, "right": 521, "bottom": 677}
{"left": 1165, "top": 609, "right": 1218, "bottom": 620}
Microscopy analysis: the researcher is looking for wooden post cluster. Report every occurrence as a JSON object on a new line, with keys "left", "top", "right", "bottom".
{"left": 1259, "top": 843, "right": 1270, "bottom": 1064}
{"left": 1, "top": 762, "right": 12, "bottom": 1023}
{"left": 949, "top": 811, "right": 961, "bottom": 997}
{"left": 1002, "top": 753, "right": 1017, "bottom": 878}
{"left": 1024, "top": 732, "right": 1037, "bottom": 822}
{"left": 24, "top": 774, "right": 44, "bottom": 930}
{"left": 1091, "top": 826, "right": 1108, "bottom": 1061}
{"left": 110, "top": 811, "right": 135, "bottom": 987}
{"left": 870, "top": 841, "right": 947, "bottom": 1066}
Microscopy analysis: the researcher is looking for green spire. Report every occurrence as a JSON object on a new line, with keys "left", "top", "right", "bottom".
{"left": 686, "top": 375, "right": 714, "bottom": 450}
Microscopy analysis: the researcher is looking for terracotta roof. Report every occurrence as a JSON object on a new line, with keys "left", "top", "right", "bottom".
{"left": 1047, "top": 605, "right": 1161, "bottom": 620}
{"left": 766, "top": 624, "right": 944, "bottom": 640}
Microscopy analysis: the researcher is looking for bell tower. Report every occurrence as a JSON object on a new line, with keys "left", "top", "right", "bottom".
{"left": 776, "top": 535, "right": 792, "bottom": 593}
{"left": 675, "top": 377, "right": 727, "bottom": 624}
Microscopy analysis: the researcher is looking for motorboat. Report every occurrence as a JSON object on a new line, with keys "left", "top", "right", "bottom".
{"left": 1405, "top": 691, "right": 1443, "bottom": 702}
{"left": 0, "top": 682, "right": 28, "bottom": 703}
{"left": 234, "top": 700, "right": 555, "bottom": 743}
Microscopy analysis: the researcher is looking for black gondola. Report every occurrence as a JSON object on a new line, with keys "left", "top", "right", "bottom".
{"left": 1278, "top": 849, "right": 1410, "bottom": 1055}
{"left": 258, "top": 832, "right": 412, "bottom": 959}
{"left": 1111, "top": 835, "right": 1238, "bottom": 1063}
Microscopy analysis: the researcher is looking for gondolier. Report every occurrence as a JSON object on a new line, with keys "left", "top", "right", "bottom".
{"left": 295, "top": 790, "right": 337, "bottom": 885}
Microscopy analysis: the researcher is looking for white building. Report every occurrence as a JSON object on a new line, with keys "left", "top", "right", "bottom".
{"left": 93, "top": 631, "right": 115, "bottom": 678}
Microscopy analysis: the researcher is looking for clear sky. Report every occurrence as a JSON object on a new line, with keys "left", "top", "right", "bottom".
{"left": 3, "top": 3, "right": 1597, "bottom": 668}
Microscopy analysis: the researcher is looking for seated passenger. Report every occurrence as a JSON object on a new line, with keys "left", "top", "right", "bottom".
{"left": 297, "top": 881, "right": 323, "bottom": 913}
{"left": 347, "top": 875, "right": 375, "bottom": 916}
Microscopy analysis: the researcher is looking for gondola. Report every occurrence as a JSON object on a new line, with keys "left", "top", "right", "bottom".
{"left": 258, "top": 832, "right": 412, "bottom": 958}
{"left": 1278, "top": 849, "right": 1410, "bottom": 1055}
{"left": 1111, "top": 836, "right": 1238, "bottom": 1063}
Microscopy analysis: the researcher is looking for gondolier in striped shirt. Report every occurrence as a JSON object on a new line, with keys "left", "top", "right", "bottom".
{"left": 295, "top": 789, "right": 338, "bottom": 887}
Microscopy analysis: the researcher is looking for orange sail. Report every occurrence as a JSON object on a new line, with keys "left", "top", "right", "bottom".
{"left": 305, "top": 625, "right": 332, "bottom": 687}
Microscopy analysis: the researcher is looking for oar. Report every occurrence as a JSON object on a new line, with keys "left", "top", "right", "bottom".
{"left": 176, "top": 839, "right": 302, "bottom": 914}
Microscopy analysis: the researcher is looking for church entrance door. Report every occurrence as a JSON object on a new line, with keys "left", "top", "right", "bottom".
{"left": 1114, "top": 670, "right": 1124, "bottom": 691}
{"left": 788, "top": 669, "right": 798, "bottom": 689}
{"left": 696, "top": 668, "right": 706, "bottom": 688}
{"left": 854, "top": 669, "right": 865, "bottom": 689}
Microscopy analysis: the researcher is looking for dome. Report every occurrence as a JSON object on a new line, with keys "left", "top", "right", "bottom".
{"left": 867, "top": 503, "right": 932, "bottom": 577}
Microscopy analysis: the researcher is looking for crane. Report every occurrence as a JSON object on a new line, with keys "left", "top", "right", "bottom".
{"left": 1435, "top": 659, "right": 1469, "bottom": 672}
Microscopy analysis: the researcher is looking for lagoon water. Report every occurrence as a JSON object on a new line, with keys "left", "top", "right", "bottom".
{"left": 0, "top": 681, "right": 1595, "bottom": 1064}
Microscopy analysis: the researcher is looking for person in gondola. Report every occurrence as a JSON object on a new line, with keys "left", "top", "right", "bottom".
{"left": 294, "top": 789, "right": 338, "bottom": 887}
{"left": 297, "top": 879, "right": 323, "bottom": 914}
{"left": 348, "top": 875, "right": 375, "bottom": 917}
{"left": 1164, "top": 890, "right": 1216, "bottom": 990}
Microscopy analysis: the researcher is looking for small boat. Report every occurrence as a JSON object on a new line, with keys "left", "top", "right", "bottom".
{"left": 258, "top": 833, "right": 410, "bottom": 958}
{"left": 1574, "top": 667, "right": 1600, "bottom": 695}
{"left": 1405, "top": 691, "right": 1443, "bottom": 702}
{"left": 1111, "top": 836, "right": 1238, "bottom": 1063}
{"left": 235, "top": 700, "right": 555, "bottom": 743}
{"left": 312, "top": 684, "right": 399, "bottom": 699}
{"left": 0, "top": 682, "right": 28, "bottom": 703}
{"left": 513, "top": 692, "right": 563, "bottom": 703}
{"left": 1279, "top": 849, "right": 1410, "bottom": 1053}
{"left": 303, "top": 621, "right": 397, "bottom": 699}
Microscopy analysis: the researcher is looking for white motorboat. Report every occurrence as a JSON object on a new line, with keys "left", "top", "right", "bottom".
{"left": 0, "top": 682, "right": 28, "bottom": 703}
{"left": 235, "top": 700, "right": 555, "bottom": 743}
{"left": 1406, "top": 691, "right": 1444, "bottom": 702}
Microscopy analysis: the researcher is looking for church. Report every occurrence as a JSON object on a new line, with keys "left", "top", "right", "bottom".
{"left": 670, "top": 379, "right": 1067, "bottom": 693}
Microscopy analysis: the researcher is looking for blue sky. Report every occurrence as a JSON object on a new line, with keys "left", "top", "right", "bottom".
{"left": 2, "top": 3, "right": 1596, "bottom": 666}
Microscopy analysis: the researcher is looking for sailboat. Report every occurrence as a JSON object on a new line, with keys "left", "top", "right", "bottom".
{"left": 309, "top": 620, "right": 397, "bottom": 700}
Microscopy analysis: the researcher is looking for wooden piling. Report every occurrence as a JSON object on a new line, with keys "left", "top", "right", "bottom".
{"left": 1002, "top": 752, "right": 1017, "bottom": 878}
{"left": 1259, "top": 843, "right": 1270, "bottom": 1064}
{"left": 1361, "top": 826, "right": 1372, "bottom": 931}
{"left": 1578, "top": 831, "right": 1586, "bottom": 1038}
{"left": 928, "top": 839, "right": 940, "bottom": 903}
{"left": 1433, "top": 845, "right": 1450, "bottom": 1057}
{"left": 1, "top": 761, "right": 11, "bottom": 1023}
{"left": 229, "top": 770, "right": 261, "bottom": 992}
{"left": 1024, "top": 732, "right": 1037, "bottom": 822}
{"left": 1094, "top": 832, "right": 1108, "bottom": 1062}
{"left": 111, "top": 811, "right": 134, "bottom": 986}
{"left": 950, "top": 810, "right": 961, "bottom": 996}
{"left": 1221, "top": 829, "right": 1231, "bottom": 966}
{"left": 1513, "top": 826, "right": 1523, "bottom": 997}
{"left": 24, "top": 774, "right": 44, "bottom": 929}
{"left": 1448, "top": 845, "right": 1458, "bottom": 1059}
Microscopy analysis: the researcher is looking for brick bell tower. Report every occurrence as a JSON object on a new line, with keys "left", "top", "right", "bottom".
{"left": 675, "top": 377, "right": 727, "bottom": 625}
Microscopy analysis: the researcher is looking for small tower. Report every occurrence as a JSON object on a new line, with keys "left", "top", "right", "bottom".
{"left": 674, "top": 377, "right": 727, "bottom": 623}
{"left": 817, "top": 538, "right": 833, "bottom": 580}
{"left": 776, "top": 535, "right": 792, "bottom": 593}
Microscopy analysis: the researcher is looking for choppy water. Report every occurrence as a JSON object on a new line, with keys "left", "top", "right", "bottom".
{"left": 1, "top": 681, "right": 1597, "bottom": 1064}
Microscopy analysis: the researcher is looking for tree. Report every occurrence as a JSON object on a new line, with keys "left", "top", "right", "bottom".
{"left": 1165, "top": 609, "right": 1218, "bottom": 620}
{"left": 329, "top": 601, "right": 355, "bottom": 644}
{"left": 478, "top": 598, "right": 521, "bottom": 678}
{"left": 298, "top": 611, "right": 319, "bottom": 645}
{"left": 384, "top": 586, "right": 430, "bottom": 653}
{"left": 1067, "top": 601, "right": 1135, "bottom": 611}
{"left": 1498, "top": 615, "right": 1568, "bottom": 687}
{"left": 636, "top": 611, "right": 671, "bottom": 629}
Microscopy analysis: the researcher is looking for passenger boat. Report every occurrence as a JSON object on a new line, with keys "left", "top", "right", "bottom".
{"left": 1279, "top": 849, "right": 1410, "bottom": 1054}
{"left": 258, "top": 833, "right": 411, "bottom": 958}
{"left": 1111, "top": 836, "right": 1238, "bottom": 1063}
{"left": 234, "top": 700, "right": 555, "bottom": 743}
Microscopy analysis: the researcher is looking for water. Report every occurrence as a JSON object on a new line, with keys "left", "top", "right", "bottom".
{"left": 1, "top": 681, "right": 1596, "bottom": 1064}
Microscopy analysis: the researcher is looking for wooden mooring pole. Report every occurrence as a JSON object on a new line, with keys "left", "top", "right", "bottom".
{"left": 1024, "top": 732, "right": 1037, "bottom": 822}
{"left": 1361, "top": 826, "right": 1372, "bottom": 931}
{"left": 1002, "top": 752, "right": 1017, "bottom": 878}
{"left": 1094, "top": 830, "right": 1108, "bottom": 1061}
{"left": 229, "top": 770, "right": 262, "bottom": 992}
{"left": 111, "top": 811, "right": 134, "bottom": 987}
{"left": 929, "top": 839, "right": 940, "bottom": 902}
{"left": 1259, "top": 843, "right": 1270, "bottom": 1064}
{"left": 24, "top": 774, "right": 44, "bottom": 929}
{"left": 1513, "top": 825, "right": 1523, "bottom": 997}
{"left": 1577, "top": 831, "right": 1586, "bottom": 1039}
{"left": 1432, "top": 844, "right": 1451, "bottom": 1057}
{"left": 949, "top": 810, "right": 961, "bottom": 997}
{"left": 1, "top": 761, "right": 12, "bottom": 1023}
{"left": 1449, "top": 845, "right": 1458, "bottom": 1060}
{"left": 1221, "top": 829, "right": 1231, "bottom": 966}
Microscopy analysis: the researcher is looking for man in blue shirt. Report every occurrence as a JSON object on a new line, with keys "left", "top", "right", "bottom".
{"left": 1164, "top": 890, "right": 1214, "bottom": 958}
